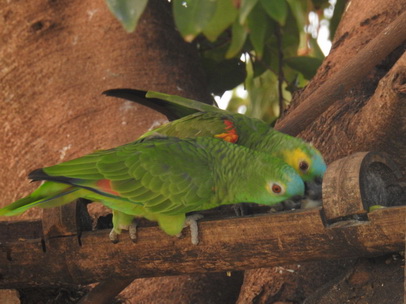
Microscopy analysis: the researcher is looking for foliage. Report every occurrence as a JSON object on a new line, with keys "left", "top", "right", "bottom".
{"left": 105, "top": 0, "right": 148, "bottom": 32}
{"left": 106, "top": 0, "right": 344, "bottom": 123}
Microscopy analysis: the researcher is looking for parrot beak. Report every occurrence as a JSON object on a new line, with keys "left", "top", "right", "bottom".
{"left": 304, "top": 176, "right": 323, "bottom": 200}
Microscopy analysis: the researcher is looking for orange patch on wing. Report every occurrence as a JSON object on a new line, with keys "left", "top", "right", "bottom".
{"left": 214, "top": 120, "right": 239, "bottom": 143}
{"left": 96, "top": 179, "right": 120, "bottom": 196}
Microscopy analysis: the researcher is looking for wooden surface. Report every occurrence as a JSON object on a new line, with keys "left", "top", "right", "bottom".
{"left": 322, "top": 152, "right": 403, "bottom": 220}
{"left": 0, "top": 206, "right": 404, "bottom": 288}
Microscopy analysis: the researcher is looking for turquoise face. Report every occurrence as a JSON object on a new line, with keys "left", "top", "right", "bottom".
{"left": 286, "top": 172, "right": 306, "bottom": 197}
{"left": 280, "top": 147, "right": 327, "bottom": 182}
{"left": 310, "top": 151, "right": 327, "bottom": 180}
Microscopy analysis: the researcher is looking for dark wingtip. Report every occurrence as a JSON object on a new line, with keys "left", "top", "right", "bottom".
{"left": 28, "top": 168, "right": 48, "bottom": 181}
{"left": 28, "top": 168, "right": 81, "bottom": 186}
{"left": 102, "top": 88, "right": 179, "bottom": 121}
{"left": 102, "top": 88, "right": 148, "bottom": 99}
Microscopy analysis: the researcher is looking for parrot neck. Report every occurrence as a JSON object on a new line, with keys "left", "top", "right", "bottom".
{"left": 236, "top": 122, "right": 287, "bottom": 156}
{"left": 210, "top": 147, "right": 271, "bottom": 206}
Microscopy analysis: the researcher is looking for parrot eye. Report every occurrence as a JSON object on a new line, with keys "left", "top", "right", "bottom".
{"left": 299, "top": 160, "right": 309, "bottom": 172}
{"left": 269, "top": 183, "right": 284, "bottom": 195}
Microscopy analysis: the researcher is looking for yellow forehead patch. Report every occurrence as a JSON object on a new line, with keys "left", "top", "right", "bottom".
{"left": 282, "top": 148, "right": 311, "bottom": 176}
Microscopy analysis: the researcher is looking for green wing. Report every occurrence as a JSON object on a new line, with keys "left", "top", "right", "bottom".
{"left": 140, "top": 111, "right": 243, "bottom": 143}
{"left": 40, "top": 137, "right": 215, "bottom": 216}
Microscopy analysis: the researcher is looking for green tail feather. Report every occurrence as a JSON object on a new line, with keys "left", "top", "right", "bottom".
{"left": 0, "top": 182, "right": 81, "bottom": 216}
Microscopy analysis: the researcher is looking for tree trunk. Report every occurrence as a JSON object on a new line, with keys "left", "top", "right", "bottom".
{"left": 1, "top": 0, "right": 210, "bottom": 218}
{"left": 237, "top": 0, "right": 406, "bottom": 303}
{"left": 1, "top": 0, "right": 237, "bottom": 303}
{"left": 2, "top": 0, "right": 405, "bottom": 303}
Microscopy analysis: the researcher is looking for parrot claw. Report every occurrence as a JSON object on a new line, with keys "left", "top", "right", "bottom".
{"left": 109, "top": 219, "right": 138, "bottom": 243}
{"left": 182, "top": 214, "right": 204, "bottom": 245}
{"left": 109, "top": 230, "right": 120, "bottom": 244}
{"left": 233, "top": 203, "right": 250, "bottom": 216}
{"left": 129, "top": 220, "right": 138, "bottom": 242}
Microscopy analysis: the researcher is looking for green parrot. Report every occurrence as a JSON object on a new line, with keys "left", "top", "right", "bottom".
{"left": 0, "top": 136, "right": 305, "bottom": 244}
{"left": 103, "top": 89, "right": 327, "bottom": 183}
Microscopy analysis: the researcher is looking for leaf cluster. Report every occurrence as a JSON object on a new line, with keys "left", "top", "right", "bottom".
{"left": 106, "top": 0, "right": 345, "bottom": 123}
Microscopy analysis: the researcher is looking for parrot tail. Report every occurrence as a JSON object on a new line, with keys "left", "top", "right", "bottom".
{"left": 0, "top": 181, "right": 82, "bottom": 216}
{"left": 103, "top": 88, "right": 221, "bottom": 120}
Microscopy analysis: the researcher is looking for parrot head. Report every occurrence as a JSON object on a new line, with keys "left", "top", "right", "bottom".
{"left": 264, "top": 172, "right": 305, "bottom": 204}
{"left": 278, "top": 142, "right": 327, "bottom": 182}
{"left": 235, "top": 156, "right": 305, "bottom": 206}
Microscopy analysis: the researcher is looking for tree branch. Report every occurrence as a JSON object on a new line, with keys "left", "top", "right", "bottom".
{"left": 275, "top": 10, "right": 406, "bottom": 136}
{"left": 0, "top": 206, "right": 404, "bottom": 288}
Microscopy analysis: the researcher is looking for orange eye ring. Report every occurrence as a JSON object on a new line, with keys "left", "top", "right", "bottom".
{"left": 299, "top": 160, "right": 309, "bottom": 172}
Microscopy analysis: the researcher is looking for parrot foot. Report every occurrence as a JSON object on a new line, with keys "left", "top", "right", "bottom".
{"left": 181, "top": 214, "right": 204, "bottom": 245}
{"left": 109, "top": 229, "right": 120, "bottom": 244}
{"left": 129, "top": 219, "right": 138, "bottom": 242}
{"left": 109, "top": 219, "right": 138, "bottom": 243}
{"left": 233, "top": 203, "right": 250, "bottom": 216}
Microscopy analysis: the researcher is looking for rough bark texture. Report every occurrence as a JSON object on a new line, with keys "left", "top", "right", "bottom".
{"left": 1, "top": 205, "right": 403, "bottom": 288}
{"left": 0, "top": 0, "right": 229, "bottom": 303}
{"left": 277, "top": 0, "right": 406, "bottom": 174}
{"left": 238, "top": 0, "right": 406, "bottom": 303}
{"left": 119, "top": 273, "right": 244, "bottom": 304}
{"left": 276, "top": 9, "right": 406, "bottom": 136}
{"left": 1, "top": 0, "right": 210, "bottom": 220}
{"left": 1, "top": 0, "right": 405, "bottom": 303}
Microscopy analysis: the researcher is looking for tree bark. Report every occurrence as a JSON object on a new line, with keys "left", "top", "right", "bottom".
{"left": 0, "top": 205, "right": 404, "bottom": 288}
{"left": 276, "top": 10, "right": 406, "bottom": 136}
{"left": 2, "top": 0, "right": 405, "bottom": 303}
{"left": 1, "top": 0, "right": 229, "bottom": 303}
{"left": 1, "top": 0, "right": 210, "bottom": 219}
{"left": 238, "top": 0, "right": 406, "bottom": 303}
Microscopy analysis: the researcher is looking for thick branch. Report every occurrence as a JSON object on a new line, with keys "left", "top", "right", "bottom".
{"left": 349, "top": 53, "right": 406, "bottom": 165}
{"left": 77, "top": 277, "right": 135, "bottom": 304}
{"left": 276, "top": 10, "right": 406, "bottom": 136}
{"left": 0, "top": 206, "right": 404, "bottom": 289}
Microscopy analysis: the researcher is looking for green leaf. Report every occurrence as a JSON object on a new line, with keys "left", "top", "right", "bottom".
{"left": 225, "top": 20, "right": 248, "bottom": 58}
{"left": 239, "top": 0, "right": 259, "bottom": 24}
{"left": 105, "top": 0, "right": 148, "bottom": 32}
{"left": 203, "top": 0, "right": 238, "bottom": 42}
{"left": 281, "top": 8, "right": 300, "bottom": 57}
{"left": 252, "top": 56, "right": 268, "bottom": 78}
{"left": 260, "top": 0, "right": 288, "bottom": 25}
{"left": 247, "top": 4, "right": 268, "bottom": 59}
{"left": 226, "top": 96, "right": 249, "bottom": 114}
{"left": 173, "top": 0, "right": 217, "bottom": 42}
{"left": 285, "top": 0, "right": 307, "bottom": 51}
{"left": 369, "top": 205, "right": 386, "bottom": 212}
{"left": 245, "top": 67, "right": 288, "bottom": 123}
{"left": 284, "top": 56, "right": 323, "bottom": 80}
{"left": 283, "top": 63, "right": 310, "bottom": 90}
{"left": 330, "top": 0, "right": 346, "bottom": 40}
{"left": 286, "top": 0, "right": 307, "bottom": 32}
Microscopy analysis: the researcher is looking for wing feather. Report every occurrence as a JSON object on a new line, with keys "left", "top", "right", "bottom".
{"left": 36, "top": 137, "right": 216, "bottom": 215}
